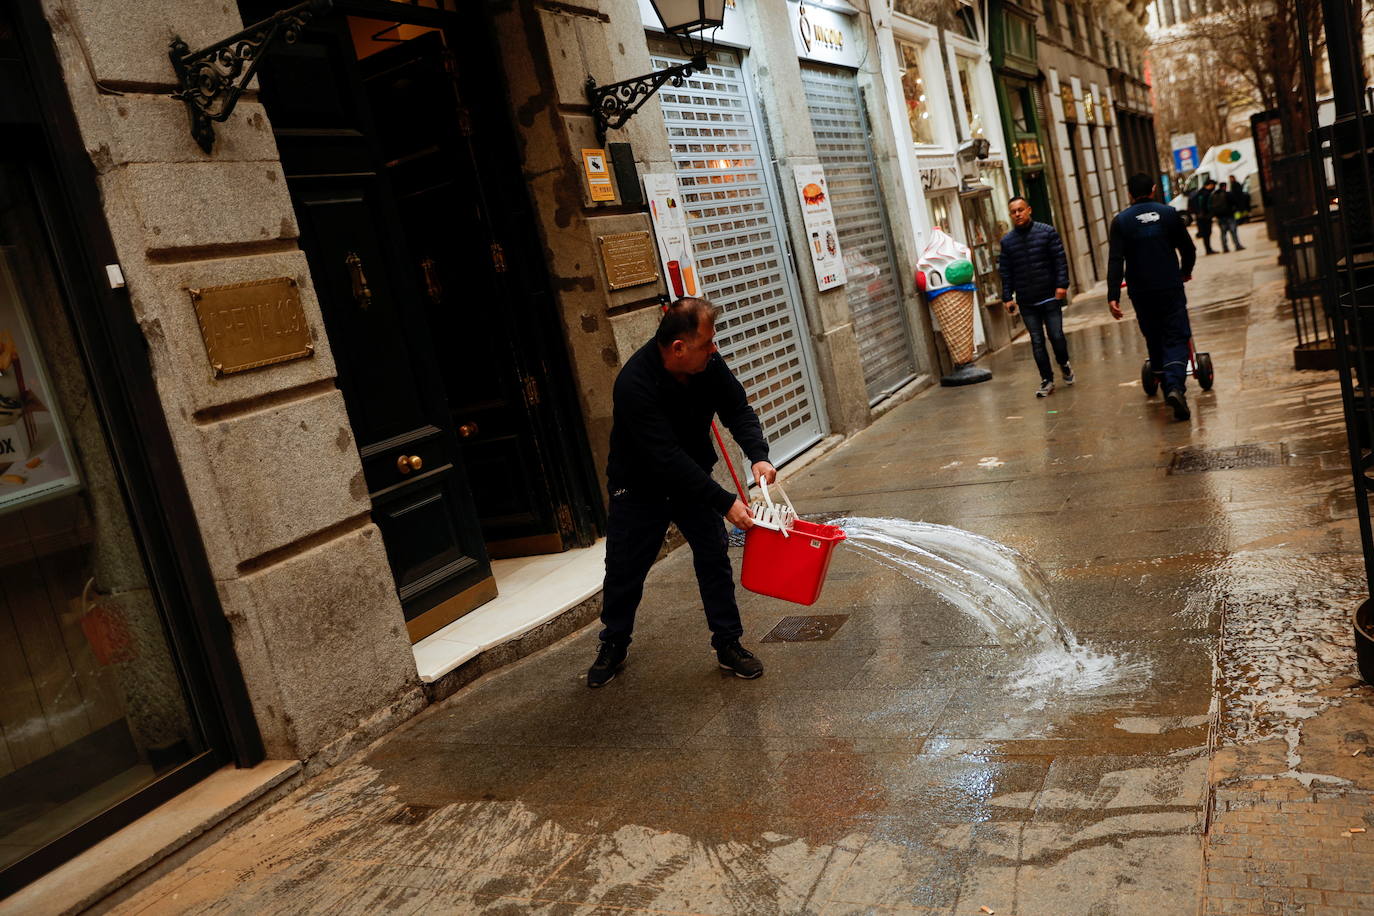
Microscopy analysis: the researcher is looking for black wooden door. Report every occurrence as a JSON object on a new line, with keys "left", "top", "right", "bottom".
{"left": 254, "top": 15, "right": 494, "bottom": 639}
{"left": 358, "top": 29, "right": 564, "bottom": 558}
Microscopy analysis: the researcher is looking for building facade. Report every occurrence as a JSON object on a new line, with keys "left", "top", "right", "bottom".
{"left": 1, "top": 0, "right": 971, "bottom": 898}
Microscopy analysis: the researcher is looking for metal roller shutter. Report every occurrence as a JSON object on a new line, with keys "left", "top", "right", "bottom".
{"left": 651, "top": 44, "right": 824, "bottom": 465}
{"left": 800, "top": 64, "right": 918, "bottom": 402}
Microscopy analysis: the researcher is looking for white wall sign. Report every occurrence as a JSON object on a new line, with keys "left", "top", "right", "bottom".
{"left": 794, "top": 164, "right": 847, "bottom": 291}
{"left": 643, "top": 173, "right": 701, "bottom": 300}
{"left": 789, "top": 1, "right": 861, "bottom": 68}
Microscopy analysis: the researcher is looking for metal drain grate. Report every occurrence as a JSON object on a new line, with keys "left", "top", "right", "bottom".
{"left": 1167, "top": 443, "right": 1285, "bottom": 474}
{"left": 761, "top": 615, "right": 850, "bottom": 643}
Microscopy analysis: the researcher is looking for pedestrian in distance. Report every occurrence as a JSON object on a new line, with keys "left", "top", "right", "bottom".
{"left": 1210, "top": 175, "right": 1243, "bottom": 252}
{"left": 1107, "top": 173, "right": 1199, "bottom": 421}
{"left": 998, "top": 196, "right": 1074, "bottom": 398}
{"left": 588, "top": 297, "right": 776, "bottom": 688}
{"left": 1227, "top": 175, "right": 1252, "bottom": 231}
{"left": 1191, "top": 179, "right": 1217, "bottom": 255}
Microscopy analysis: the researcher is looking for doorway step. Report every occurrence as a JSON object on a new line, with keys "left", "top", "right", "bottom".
{"left": 413, "top": 541, "right": 606, "bottom": 700}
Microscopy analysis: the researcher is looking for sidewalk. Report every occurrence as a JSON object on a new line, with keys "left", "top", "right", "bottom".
{"left": 90, "top": 221, "right": 1372, "bottom": 916}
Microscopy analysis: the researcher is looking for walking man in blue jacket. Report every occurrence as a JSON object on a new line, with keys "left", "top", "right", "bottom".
{"left": 1107, "top": 173, "right": 1198, "bottom": 421}
{"left": 998, "top": 197, "right": 1073, "bottom": 397}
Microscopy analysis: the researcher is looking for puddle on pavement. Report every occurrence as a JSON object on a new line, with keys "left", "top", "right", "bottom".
{"left": 833, "top": 517, "right": 1147, "bottom": 697}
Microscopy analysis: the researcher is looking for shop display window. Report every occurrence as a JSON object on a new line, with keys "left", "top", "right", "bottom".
{"left": 899, "top": 41, "right": 937, "bottom": 145}
{"left": 957, "top": 55, "right": 986, "bottom": 141}
{"left": 0, "top": 160, "right": 204, "bottom": 877}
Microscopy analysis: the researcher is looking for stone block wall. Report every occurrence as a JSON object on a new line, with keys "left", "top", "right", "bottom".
{"left": 40, "top": 0, "right": 423, "bottom": 763}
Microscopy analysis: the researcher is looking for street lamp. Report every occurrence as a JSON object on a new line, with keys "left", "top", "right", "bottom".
{"left": 586, "top": 0, "right": 726, "bottom": 136}
{"left": 1216, "top": 99, "right": 1231, "bottom": 140}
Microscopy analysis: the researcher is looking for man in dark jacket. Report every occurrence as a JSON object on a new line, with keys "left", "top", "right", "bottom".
{"left": 589, "top": 297, "right": 776, "bottom": 688}
{"left": 1227, "top": 175, "right": 1251, "bottom": 232}
{"left": 1108, "top": 173, "right": 1198, "bottom": 421}
{"left": 1210, "top": 175, "right": 1243, "bottom": 252}
{"left": 1191, "top": 179, "right": 1217, "bottom": 255}
{"left": 999, "top": 196, "right": 1073, "bottom": 397}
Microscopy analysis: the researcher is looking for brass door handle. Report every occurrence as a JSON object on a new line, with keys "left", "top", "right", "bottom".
{"left": 396, "top": 454, "right": 423, "bottom": 474}
{"left": 345, "top": 251, "right": 373, "bottom": 310}
{"left": 457, "top": 422, "right": 479, "bottom": 438}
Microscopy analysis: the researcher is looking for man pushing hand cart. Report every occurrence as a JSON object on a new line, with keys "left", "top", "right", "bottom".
{"left": 1107, "top": 173, "right": 1201, "bottom": 421}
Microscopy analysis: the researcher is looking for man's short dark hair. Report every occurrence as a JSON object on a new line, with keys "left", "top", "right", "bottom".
{"left": 1127, "top": 173, "right": 1155, "bottom": 199}
{"left": 1203, "top": 178, "right": 1216, "bottom": 187}
{"left": 656, "top": 297, "right": 721, "bottom": 347}
{"left": 1008, "top": 196, "right": 1028, "bottom": 207}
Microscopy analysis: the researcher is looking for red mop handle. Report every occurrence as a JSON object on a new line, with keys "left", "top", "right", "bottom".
{"left": 712, "top": 420, "right": 748, "bottom": 503}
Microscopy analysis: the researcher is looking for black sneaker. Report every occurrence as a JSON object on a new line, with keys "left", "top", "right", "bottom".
{"left": 1165, "top": 389, "right": 1191, "bottom": 421}
{"left": 587, "top": 642, "right": 627, "bottom": 688}
{"left": 716, "top": 641, "right": 764, "bottom": 679}
{"left": 1035, "top": 379, "right": 1055, "bottom": 398}
{"left": 1061, "top": 364, "right": 1075, "bottom": 386}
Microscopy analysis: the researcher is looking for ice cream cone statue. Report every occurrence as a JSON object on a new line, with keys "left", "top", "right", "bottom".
{"left": 915, "top": 228, "right": 991, "bottom": 386}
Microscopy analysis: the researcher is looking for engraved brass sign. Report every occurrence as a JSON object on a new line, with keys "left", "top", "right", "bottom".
{"left": 189, "top": 277, "right": 314, "bottom": 377}
{"left": 598, "top": 231, "right": 659, "bottom": 291}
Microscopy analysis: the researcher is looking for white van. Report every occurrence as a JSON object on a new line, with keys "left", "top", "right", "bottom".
{"left": 1167, "top": 138, "right": 1262, "bottom": 221}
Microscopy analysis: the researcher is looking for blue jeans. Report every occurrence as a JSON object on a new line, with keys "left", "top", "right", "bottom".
{"left": 1130, "top": 286, "right": 1192, "bottom": 392}
{"left": 599, "top": 489, "right": 743, "bottom": 649}
{"left": 1020, "top": 298, "right": 1070, "bottom": 383}
{"left": 1218, "top": 215, "right": 1241, "bottom": 251}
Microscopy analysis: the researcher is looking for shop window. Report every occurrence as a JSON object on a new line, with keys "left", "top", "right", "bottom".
{"left": 0, "top": 160, "right": 204, "bottom": 877}
{"left": 957, "top": 56, "right": 986, "bottom": 140}
{"left": 1005, "top": 14, "right": 1035, "bottom": 60}
{"left": 898, "top": 41, "right": 936, "bottom": 145}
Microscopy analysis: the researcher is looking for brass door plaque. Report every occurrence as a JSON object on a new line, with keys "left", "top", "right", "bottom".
{"left": 598, "top": 231, "right": 659, "bottom": 290}
{"left": 189, "top": 277, "right": 314, "bottom": 377}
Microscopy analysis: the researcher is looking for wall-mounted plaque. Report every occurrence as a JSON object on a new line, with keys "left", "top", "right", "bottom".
{"left": 189, "top": 277, "right": 314, "bottom": 377}
{"left": 598, "top": 231, "right": 659, "bottom": 291}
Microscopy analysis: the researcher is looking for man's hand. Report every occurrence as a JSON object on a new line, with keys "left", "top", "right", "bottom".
{"left": 1003, "top": 300, "right": 1017, "bottom": 315}
{"left": 1108, "top": 301, "right": 1123, "bottom": 320}
{"left": 1054, "top": 287, "right": 1068, "bottom": 301}
{"left": 726, "top": 498, "right": 754, "bottom": 530}
{"left": 752, "top": 461, "right": 777, "bottom": 485}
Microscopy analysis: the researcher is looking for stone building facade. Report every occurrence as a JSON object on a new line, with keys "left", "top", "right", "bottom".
{"left": 2, "top": 0, "right": 957, "bottom": 900}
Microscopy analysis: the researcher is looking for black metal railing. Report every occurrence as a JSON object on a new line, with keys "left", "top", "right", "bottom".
{"left": 1298, "top": 0, "right": 1374, "bottom": 679}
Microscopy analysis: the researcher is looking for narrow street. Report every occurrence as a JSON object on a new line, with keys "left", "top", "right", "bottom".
{"left": 98, "top": 223, "right": 1374, "bottom": 915}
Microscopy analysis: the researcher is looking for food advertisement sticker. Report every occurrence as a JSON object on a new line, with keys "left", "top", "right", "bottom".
{"left": 643, "top": 172, "right": 701, "bottom": 300}
{"left": 0, "top": 248, "right": 80, "bottom": 514}
{"left": 794, "top": 164, "right": 846, "bottom": 291}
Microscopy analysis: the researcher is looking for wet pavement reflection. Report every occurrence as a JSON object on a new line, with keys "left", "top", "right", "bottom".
{"left": 105, "top": 222, "right": 1373, "bottom": 914}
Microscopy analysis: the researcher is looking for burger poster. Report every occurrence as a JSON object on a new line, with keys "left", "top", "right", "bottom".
{"left": 794, "top": 165, "right": 847, "bottom": 291}
{"left": 0, "top": 248, "right": 80, "bottom": 515}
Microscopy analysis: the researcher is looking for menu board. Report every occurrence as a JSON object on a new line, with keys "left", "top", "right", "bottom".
{"left": 0, "top": 248, "right": 80, "bottom": 514}
{"left": 794, "top": 164, "right": 847, "bottom": 291}
{"left": 643, "top": 172, "right": 701, "bottom": 300}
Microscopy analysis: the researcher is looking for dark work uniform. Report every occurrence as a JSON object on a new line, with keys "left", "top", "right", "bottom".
{"left": 1107, "top": 200, "right": 1198, "bottom": 393}
{"left": 600, "top": 340, "right": 769, "bottom": 649}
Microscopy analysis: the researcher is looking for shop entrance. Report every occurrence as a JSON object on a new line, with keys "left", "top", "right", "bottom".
{"left": 247, "top": 1, "right": 601, "bottom": 640}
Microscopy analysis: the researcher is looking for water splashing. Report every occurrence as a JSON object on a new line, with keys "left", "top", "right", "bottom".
{"left": 832, "top": 517, "right": 1144, "bottom": 695}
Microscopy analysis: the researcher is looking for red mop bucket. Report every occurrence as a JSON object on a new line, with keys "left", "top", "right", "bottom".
{"left": 713, "top": 426, "right": 845, "bottom": 605}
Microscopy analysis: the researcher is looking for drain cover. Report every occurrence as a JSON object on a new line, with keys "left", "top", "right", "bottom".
{"left": 761, "top": 614, "right": 849, "bottom": 643}
{"left": 1167, "top": 443, "right": 1284, "bottom": 474}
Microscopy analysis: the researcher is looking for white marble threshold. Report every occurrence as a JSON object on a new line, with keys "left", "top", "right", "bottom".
{"left": 411, "top": 539, "right": 606, "bottom": 683}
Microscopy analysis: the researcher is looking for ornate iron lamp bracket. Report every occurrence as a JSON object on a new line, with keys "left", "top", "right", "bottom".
{"left": 169, "top": 0, "right": 331, "bottom": 154}
{"left": 586, "top": 55, "right": 707, "bottom": 136}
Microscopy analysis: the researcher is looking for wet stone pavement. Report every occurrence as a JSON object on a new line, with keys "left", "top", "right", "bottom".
{"left": 105, "top": 222, "right": 1374, "bottom": 915}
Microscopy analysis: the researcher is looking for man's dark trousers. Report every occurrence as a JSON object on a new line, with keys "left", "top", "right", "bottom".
{"left": 1196, "top": 216, "right": 1215, "bottom": 254}
{"left": 599, "top": 489, "right": 744, "bottom": 650}
{"left": 1020, "top": 299, "right": 1070, "bottom": 383}
{"left": 1130, "top": 286, "right": 1192, "bottom": 392}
